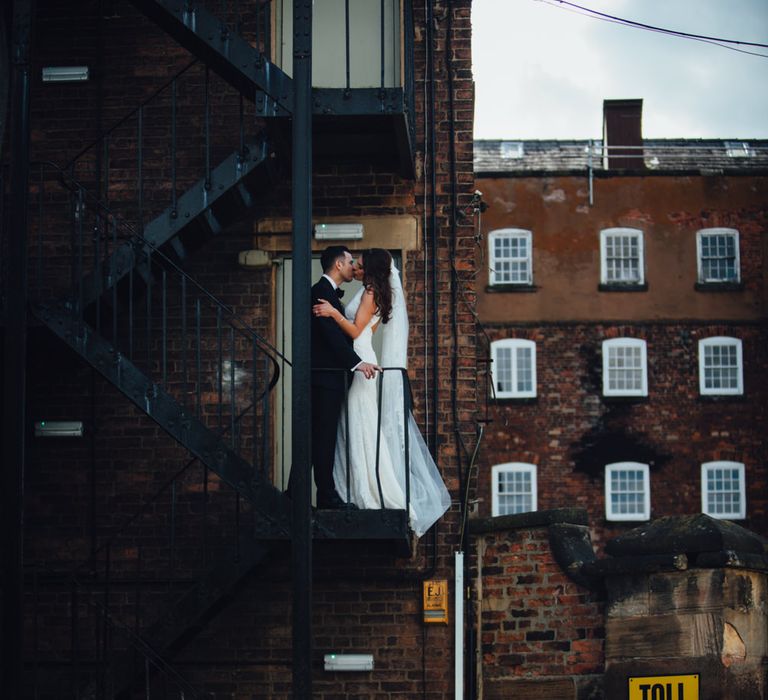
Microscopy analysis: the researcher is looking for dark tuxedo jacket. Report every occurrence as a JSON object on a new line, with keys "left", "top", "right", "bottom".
{"left": 310, "top": 276, "right": 361, "bottom": 390}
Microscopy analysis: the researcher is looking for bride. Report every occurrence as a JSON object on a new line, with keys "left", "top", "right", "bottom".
{"left": 312, "top": 249, "right": 451, "bottom": 537}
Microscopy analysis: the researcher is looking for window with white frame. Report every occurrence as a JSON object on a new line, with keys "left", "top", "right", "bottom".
{"left": 696, "top": 228, "right": 740, "bottom": 284}
{"left": 492, "top": 463, "right": 537, "bottom": 516}
{"left": 602, "top": 338, "right": 648, "bottom": 397}
{"left": 488, "top": 229, "right": 532, "bottom": 286}
{"left": 600, "top": 228, "right": 644, "bottom": 285}
{"left": 701, "top": 461, "right": 746, "bottom": 519}
{"left": 605, "top": 462, "right": 650, "bottom": 521}
{"left": 698, "top": 337, "right": 743, "bottom": 395}
{"left": 490, "top": 339, "right": 536, "bottom": 399}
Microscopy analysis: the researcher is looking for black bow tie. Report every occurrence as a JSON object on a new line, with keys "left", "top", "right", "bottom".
{"left": 336, "top": 288, "right": 344, "bottom": 299}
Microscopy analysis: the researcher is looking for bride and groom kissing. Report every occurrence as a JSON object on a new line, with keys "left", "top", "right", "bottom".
{"left": 307, "top": 245, "right": 450, "bottom": 537}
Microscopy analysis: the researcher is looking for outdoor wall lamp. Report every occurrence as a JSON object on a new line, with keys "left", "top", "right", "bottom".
{"left": 42, "top": 66, "right": 90, "bottom": 83}
{"left": 323, "top": 654, "right": 374, "bottom": 671}
{"left": 314, "top": 223, "right": 364, "bottom": 240}
{"left": 34, "top": 421, "right": 84, "bottom": 437}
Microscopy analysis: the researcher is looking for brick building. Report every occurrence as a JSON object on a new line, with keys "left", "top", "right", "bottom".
{"left": 473, "top": 100, "right": 768, "bottom": 550}
{"left": 1, "top": 1, "right": 480, "bottom": 697}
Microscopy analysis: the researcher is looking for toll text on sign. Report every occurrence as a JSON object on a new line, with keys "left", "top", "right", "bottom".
{"left": 628, "top": 674, "right": 699, "bottom": 700}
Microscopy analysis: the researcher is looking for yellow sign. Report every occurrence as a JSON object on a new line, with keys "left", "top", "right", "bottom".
{"left": 629, "top": 675, "right": 699, "bottom": 700}
{"left": 422, "top": 579, "right": 448, "bottom": 624}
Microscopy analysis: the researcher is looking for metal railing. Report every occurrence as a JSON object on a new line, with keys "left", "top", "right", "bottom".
{"left": 329, "top": 366, "right": 413, "bottom": 512}
{"left": 64, "top": 58, "right": 269, "bottom": 240}
{"left": 25, "top": 160, "right": 282, "bottom": 479}
{"left": 27, "top": 561, "right": 213, "bottom": 699}
{"left": 273, "top": 0, "right": 414, "bottom": 93}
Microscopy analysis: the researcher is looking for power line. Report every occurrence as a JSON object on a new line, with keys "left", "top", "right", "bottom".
{"left": 539, "top": 0, "right": 768, "bottom": 59}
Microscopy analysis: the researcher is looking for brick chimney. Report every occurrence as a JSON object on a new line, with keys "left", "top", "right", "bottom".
{"left": 603, "top": 99, "right": 644, "bottom": 169}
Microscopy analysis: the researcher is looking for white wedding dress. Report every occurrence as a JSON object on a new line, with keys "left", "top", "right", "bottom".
{"left": 332, "top": 268, "right": 451, "bottom": 537}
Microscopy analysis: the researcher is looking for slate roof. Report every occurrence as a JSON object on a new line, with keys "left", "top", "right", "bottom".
{"left": 474, "top": 139, "right": 768, "bottom": 174}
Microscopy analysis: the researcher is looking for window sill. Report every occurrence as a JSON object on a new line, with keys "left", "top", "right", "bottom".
{"left": 492, "top": 396, "right": 538, "bottom": 405}
{"left": 694, "top": 282, "right": 743, "bottom": 292}
{"left": 598, "top": 283, "right": 648, "bottom": 292}
{"left": 486, "top": 284, "right": 538, "bottom": 293}
{"left": 698, "top": 393, "right": 746, "bottom": 402}
{"left": 604, "top": 517, "right": 651, "bottom": 524}
{"left": 602, "top": 395, "right": 648, "bottom": 404}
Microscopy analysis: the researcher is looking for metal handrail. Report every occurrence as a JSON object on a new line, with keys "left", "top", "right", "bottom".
{"left": 26, "top": 561, "right": 211, "bottom": 699}
{"left": 33, "top": 159, "right": 290, "bottom": 367}
{"left": 63, "top": 59, "right": 200, "bottom": 171}
{"left": 318, "top": 366, "right": 413, "bottom": 515}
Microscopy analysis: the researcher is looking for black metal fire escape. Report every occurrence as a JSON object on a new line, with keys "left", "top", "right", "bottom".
{"left": 2, "top": 1, "right": 417, "bottom": 697}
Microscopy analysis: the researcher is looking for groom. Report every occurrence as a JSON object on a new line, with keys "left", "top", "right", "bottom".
{"left": 310, "top": 246, "right": 379, "bottom": 509}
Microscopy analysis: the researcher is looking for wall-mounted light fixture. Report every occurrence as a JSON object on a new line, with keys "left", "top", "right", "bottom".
{"left": 34, "top": 421, "right": 84, "bottom": 437}
{"left": 314, "top": 223, "right": 364, "bottom": 240}
{"left": 323, "top": 654, "right": 374, "bottom": 672}
{"left": 42, "top": 66, "right": 90, "bottom": 83}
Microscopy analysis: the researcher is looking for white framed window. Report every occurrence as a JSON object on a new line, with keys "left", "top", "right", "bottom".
{"left": 600, "top": 228, "right": 644, "bottom": 285}
{"left": 488, "top": 229, "right": 532, "bottom": 286}
{"left": 602, "top": 338, "right": 648, "bottom": 397}
{"left": 605, "top": 462, "right": 650, "bottom": 521}
{"left": 490, "top": 339, "right": 537, "bottom": 399}
{"left": 701, "top": 461, "right": 746, "bottom": 519}
{"left": 696, "top": 228, "right": 740, "bottom": 284}
{"left": 492, "top": 463, "right": 537, "bottom": 516}
{"left": 698, "top": 337, "right": 743, "bottom": 395}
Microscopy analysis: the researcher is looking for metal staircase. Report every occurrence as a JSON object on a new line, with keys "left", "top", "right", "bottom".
{"left": 11, "top": 3, "right": 410, "bottom": 696}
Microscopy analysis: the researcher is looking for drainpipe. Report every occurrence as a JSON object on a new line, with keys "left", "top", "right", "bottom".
{"left": 455, "top": 551, "right": 464, "bottom": 700}
{"left": 2, "top": 2, "right": 33, "bottom": 697}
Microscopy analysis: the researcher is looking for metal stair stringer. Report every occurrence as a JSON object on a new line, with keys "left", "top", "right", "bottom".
{"left": 80, "top": 139, "right": 275, "bottom": 307}
{"left": 128, "top": 0, "right": 292, "bottom": 115}
{"left": 33, "top": 301, "right": 290, "bottom": 537}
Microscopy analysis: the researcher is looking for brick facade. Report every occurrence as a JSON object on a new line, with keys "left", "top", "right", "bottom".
{"left": 17, "top": 1, "right": 479, "bottom": 698}
{"left": 470, "top": 512, "right": 604, "bottom": 700}
{"left": 474, "top": 164, "right": 768, "bottom": 552}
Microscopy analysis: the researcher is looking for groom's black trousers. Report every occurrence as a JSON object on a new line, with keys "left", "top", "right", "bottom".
{"left": 311, "top": 384, "right": 346, "bottom": 500}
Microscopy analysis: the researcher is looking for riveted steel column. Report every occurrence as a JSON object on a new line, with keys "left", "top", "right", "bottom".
{"left": 2, "top": 1, "right": 33, "bottom": 696}
{"left": 291, "top": 0, "right": 313, "bottom": 697}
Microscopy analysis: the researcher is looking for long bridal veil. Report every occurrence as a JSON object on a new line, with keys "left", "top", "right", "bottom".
{"left": 379, "top": 264, "right": 451, "bottom": 537}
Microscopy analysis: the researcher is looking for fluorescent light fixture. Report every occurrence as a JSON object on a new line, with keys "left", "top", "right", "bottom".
{"left": 42, "top": 66, "right": 90, "bottom": 83}
{"left": 323, "top": 654, "right": 374, "bottom": 672}
{"left": 34, "top": 421, "right": 84, "bottom": 438}
{"left": 314, "top": 223, "right": 364, "bottom": 240}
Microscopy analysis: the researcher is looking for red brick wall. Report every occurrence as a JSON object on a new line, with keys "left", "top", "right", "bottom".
{"left": 475, "top": 322, "right": 768, "bottom": 550}
{"left": 22, "top": 0, "right": 479, "bottom": 698}
{"left": 474, "top": 518, "right": 604, "bottom": 699}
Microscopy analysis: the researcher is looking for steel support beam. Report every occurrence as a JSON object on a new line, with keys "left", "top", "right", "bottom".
{"left": 2, "top": 1, "right": 33, "bottom": 696}
{"left": 291, "top": 1, "right": 313, "bottom": 697}
{"left": 128, "top": 0, "right": 293, "bottom": 114}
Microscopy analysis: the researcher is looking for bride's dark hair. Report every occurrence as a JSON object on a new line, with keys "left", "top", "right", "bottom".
{"left": 363, "top": 248, "right": 393, "bottom": 323}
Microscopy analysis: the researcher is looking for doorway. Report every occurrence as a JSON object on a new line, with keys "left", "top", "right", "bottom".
{"left": 273, "top": 251, "right": 399, "bottom": 496}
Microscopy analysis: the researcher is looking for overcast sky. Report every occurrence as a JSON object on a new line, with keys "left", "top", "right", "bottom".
{"left": 472, "top": 0, "right": 768, "bottom": 140}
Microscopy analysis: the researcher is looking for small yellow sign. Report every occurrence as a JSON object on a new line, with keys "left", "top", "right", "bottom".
{"left": 628, "top": 674, "right": 699, "bottom": 700}
{"left": 422, "top": 579, "right": 448, "bottom": 624}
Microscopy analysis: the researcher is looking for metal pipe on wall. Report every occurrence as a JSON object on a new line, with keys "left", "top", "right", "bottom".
{"left": 455, "top": 551, "right": 464, "bottom": 700}
{"left": 291, "top": 1, "right": 314, "bottom": 697}
{"left": 2, "top": 2, "right": 33, "bottom": 696}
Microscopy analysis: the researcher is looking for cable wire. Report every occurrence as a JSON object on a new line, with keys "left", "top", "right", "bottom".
{"left": 538, "top": 0, "right": 768, "bottom": 58}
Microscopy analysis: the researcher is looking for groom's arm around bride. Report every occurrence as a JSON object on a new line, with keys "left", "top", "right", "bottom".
{"left": 307, "top": 246, "right": 378, "bottom": 509}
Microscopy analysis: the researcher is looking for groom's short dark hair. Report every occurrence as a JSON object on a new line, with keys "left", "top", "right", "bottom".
{"left": 321, "top": 245, "right": 352, "bottom": 273}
